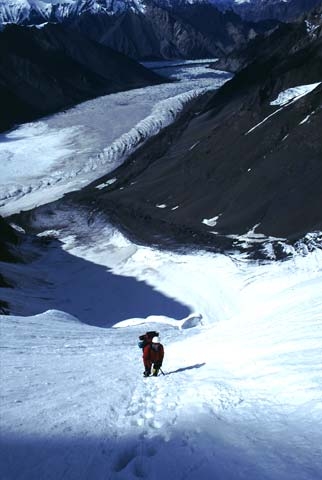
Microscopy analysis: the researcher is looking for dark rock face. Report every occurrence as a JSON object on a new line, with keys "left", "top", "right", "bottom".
{"left": 0, "top": 216, "right": 20, "bottom": 263}
{"left": 68, "top": 3, "right": 278, "bottom": 60}
{"left": 214, "top": 21, "right": 310, "bottom": 72}
{"left": 214, "top": 3, "right": 322, "bottom": 74}
{"left": 1, "top": 1, "right": 279, "bottom": 60}
{"left": 0, "top": 23, "right": 164, "bottom": 132}
{"left": 78, "top": 20, "right": 322, "bottom": 253}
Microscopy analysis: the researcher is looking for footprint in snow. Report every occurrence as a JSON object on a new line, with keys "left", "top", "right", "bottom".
{"left": 112, "top": 441, "right": 157, "bottom": 477}
{"left": 113, "top": 444, "right": 138, "bottom": 473}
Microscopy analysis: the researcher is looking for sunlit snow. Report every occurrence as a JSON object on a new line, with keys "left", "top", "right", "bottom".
{"left": 270, "top": 83, "right": 321, "bottom": 106}
{"left": 202, "top": 215, "right": 220, "bottom": 227}
{"left": 0, "top": 62, "right": 322, "bottom": 480}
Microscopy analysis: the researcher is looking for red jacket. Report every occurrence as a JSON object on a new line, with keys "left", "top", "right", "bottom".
{"left": 143, "top": 343, "right": 164, "bottom": 368}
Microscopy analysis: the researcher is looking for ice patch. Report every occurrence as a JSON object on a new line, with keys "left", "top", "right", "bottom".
{"left": 189, "top": 141, "right": 200, "bottom": 151}
{"left": 95, "top": 178, "right": 117, "bottom": 190}
{"left": 226, "top": 224, "right": 285, "bottom": 247}
{"left": 202, "top": 215, "right": 220, "bottom": 227}
{"left": 299, "top": 114, "right": 312, "bottom": 125}
{"left": 270, "top": 83, "right": 321, "bottom": 107}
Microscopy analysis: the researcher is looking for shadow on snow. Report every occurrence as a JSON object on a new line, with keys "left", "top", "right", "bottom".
{"left": 164, "top": 363, "right": 206, "bottom": 375}
{"left": 0, "top": 237, "right": 190, "bottom": 327}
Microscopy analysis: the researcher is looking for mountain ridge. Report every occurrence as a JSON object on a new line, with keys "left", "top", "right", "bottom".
{"left": 0, "top": 22, "right": 164, "bottom": 132}
{"left": 1, "top": 0, "right": 321, "bottom": 26}
{"left": 211, "top": 0, "right": 322, "bottom": 22}
{"left": 0, "top": 0, "right": 279, "bottom": 60}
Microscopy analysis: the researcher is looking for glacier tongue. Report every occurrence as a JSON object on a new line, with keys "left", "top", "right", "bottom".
{"left": 0, "top": 60, "right": 230, "bottom": 217}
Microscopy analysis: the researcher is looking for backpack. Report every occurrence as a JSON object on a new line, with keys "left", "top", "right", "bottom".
{"left": 138, "top": 331, "right": 159, "bottom": 349}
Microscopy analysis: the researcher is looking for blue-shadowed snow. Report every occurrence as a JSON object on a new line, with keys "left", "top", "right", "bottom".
{"left": 1, "top": 217, "right": 322, "bottom": 479}
{"left": 0, "top": 60, "right": 230, "bottom": 217}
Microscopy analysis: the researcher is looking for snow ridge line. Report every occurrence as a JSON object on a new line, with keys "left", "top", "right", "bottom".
{"left": 82, "top": 87, "right": 208, "bottom": 174}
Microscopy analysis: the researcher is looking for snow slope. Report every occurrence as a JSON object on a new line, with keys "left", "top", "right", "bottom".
{"left": 1, "top": 61, "right": 322, "bottom": 480}
{"left": 1, "top": 237, "right": 322, "bottom": 479}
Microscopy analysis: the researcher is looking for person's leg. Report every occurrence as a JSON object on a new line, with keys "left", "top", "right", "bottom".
{"left": 144, "top": 361, "right": 152, "bottom": 376}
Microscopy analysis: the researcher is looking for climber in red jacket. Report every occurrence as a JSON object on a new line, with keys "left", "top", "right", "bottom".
{"left": 143, "top": 336, "right": 164, "bottom": 377}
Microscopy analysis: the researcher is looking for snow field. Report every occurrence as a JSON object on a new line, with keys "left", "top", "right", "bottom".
{"left": 1, "top": 60, "right": 322, "bottom": 480}
{"left": 2, "top": 211, "right": 322, "bottom": 479}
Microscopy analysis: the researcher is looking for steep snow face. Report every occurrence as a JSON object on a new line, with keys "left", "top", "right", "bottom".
{"left": 1, "top": 218, "right": 322, "bottom": 479}
{"left": 0, "top": 0, "right": 48, "bottom": 24}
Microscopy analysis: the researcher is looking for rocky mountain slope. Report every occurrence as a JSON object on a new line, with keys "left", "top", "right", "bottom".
{"left": 0, "top": 216, "right": 20, "bottom": 263}
{"left": 72, "top": 18, "right": 322, "bottom": 256}
{"left": 63, "top": 3, "right": 279, "bottom": 60}
{"left": 0, "top": 1, "right": 278, "bottom": 60}
{"left": 0, "top": 22, "right": 164, "bottom": 132}
{"left": 0, "top": 216, "right": 21, "bottom": 313}
{"left": 214, "top": 3, "right": 322, "bottom": 71}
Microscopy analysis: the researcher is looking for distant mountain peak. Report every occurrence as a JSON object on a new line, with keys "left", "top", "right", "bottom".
{"left": 0, "top": 0, "right": 149, "bottom": 26}
{"left": 210, "top": 0, "right": 322, "bottom": 22}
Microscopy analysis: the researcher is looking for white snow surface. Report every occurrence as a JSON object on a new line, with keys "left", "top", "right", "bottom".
{"left": 1, "top": 61, "right": 322, "bottom": 480}
{"left": 270, "top": 83, "right": 321, "bottom": 106}
{"left": 202, "top": 215, "right": 220, "bottom": 227}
